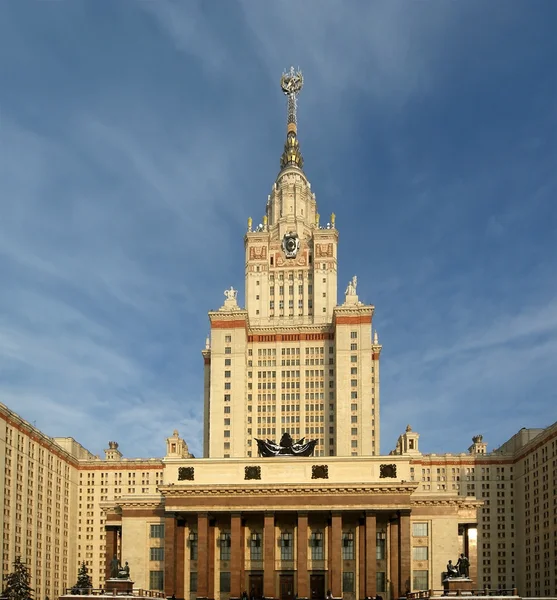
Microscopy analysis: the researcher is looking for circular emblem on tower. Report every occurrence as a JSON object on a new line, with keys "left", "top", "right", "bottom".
{"left": 282, "top": 231, "right": 300, "bottom": 259}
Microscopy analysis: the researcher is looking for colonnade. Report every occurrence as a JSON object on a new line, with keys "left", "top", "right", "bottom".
{"left": 105, "top": 510, "right": 412, "bottom": 600}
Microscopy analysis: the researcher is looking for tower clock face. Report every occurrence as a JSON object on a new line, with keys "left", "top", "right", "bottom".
{"left": 282, "top": 232, "right": 300, "bottom": 258}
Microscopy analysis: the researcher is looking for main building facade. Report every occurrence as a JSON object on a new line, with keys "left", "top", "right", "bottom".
{"left": 1, "top": 71, "right": 556, "bottom": 600}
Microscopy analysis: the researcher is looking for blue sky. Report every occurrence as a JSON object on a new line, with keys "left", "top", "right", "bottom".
{"left": 0, "top": 1, "right": 555, "bottom": 459}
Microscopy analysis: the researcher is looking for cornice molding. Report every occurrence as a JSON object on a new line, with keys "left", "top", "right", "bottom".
{"left": 158, "top": 483, "right": 419, "bottom": 497}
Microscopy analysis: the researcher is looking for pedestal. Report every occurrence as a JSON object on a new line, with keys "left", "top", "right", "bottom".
{"left": 443, "top": 578, "right": 474, "bottom": 594}
{"left": 106, "top": 579, "right": 134, "bottom": 594}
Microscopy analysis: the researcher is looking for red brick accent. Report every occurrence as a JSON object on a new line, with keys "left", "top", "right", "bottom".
{"left": 164, "top": 515, "right": 176, "bottom": 597}
{"left": 358, "top": 521, "right": 366, "bottom": 597}
{"left": 335, "top": 315, "right": 372, "bottom": 325}
{"left": 389, "top": 518, "right": 400, "bottom": 599}
{"left": 264, "top": 513, "right": 275, "bottom": 598}
{"left": 204, "top": 357, "right": 211, "bottom": 365}
{"left": 365, "top": 513, "right": 377, "bottom": 597}
{"left": 372, "top": 352, "right": 380, "bottom": 360}
{"left": 330, "top": 513, "right": 342, "bottom": 597}
{"left": 105, "top": 526, "right": 119, "bottom": 582}
{"left": 208, "top": 521, "right": 215, "bottom": 599}
{"left": 297, "top": 513, "right": 309, "bottom": 598}
{"left": 230, "top": 514, "right": 242, "bottom": 596}
{"left": 197, "top": 514, "right": 209, "bottom": 598}
{"left": 176, "top": 522, "right": 185, "bottom": 599}
{"left": 399, "top": 513, "right": 411, "bottom": 595}
{"left": 211, "top": 319, "right": 247, "bottom": 329}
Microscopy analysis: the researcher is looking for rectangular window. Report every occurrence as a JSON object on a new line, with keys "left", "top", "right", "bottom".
{"left": 224, "top": 394, "right": 231, "bottom": 402}
{"left": 376, "top": 572, "right": 386, "bottom": 593}
{"left": 150, "top": 524, "right": 164, "bottom": 538}
{"left": 413, "top": 570, "right": 428, "bottom": 591}
{"left": 350, "top": 343, "right": 357, "bottom": 350}
{"left": 224, "top": 371, "right": 231, "bottom": 378}
{"left": 189, "top": 534, "right": 198, "bottom": 560}
{"left": 350, "top": 367, "right": 357, "bottom": 375}
{"left": 220, "top": 572, "right": 231, "bottom": 592}
{"left": 280, "top": 532, "right": 293, "bottom": 560}
{"left": 190, "top": 573, "right": 197, "bottom": 592}
{"left": 351, "top": 379, "right": 357, "bottom": 387}
{"left": 376, "top": 532, "right": 386, "bottom": 559}
{"left": 150, "top": 547, "right": 164, "bottom": 561}
{"left": 225, "top": 347, "right": 231, "bottom": 354}
{"left": 413, "top": 546, "right": 428, "bottom": 560}
{"left": 149, "top": 571, "right": 164, "bottom": 591}
{"left": 225, "top": 359, "right": 231, "bottom": 366}
{"left": 342, "top": 572, "right": 355, "bottom": 592}
{"left": 310, "top": 531, "right": 324, "bottom": 561}
{"left": 225, "top": 335, "right": 231, "bottom": 342}
{"left": 412, "top": 523, "right": 429, "bottom": 537}
{"left": 350, "top": 331, "right": 358, "bottom": 339}
{"left": 224, "top": 383, "right": 231, "bottom": 390}
{"left": 342, "top": 532, "right": 355, "bottom": 560}
{"left": 250, "top": 533, "right": 262, "bottom": 561}
{"left": 219, "top": 532, "right": 231, "bottom": 560}
{"left": 350, "top": 355, "right": 357, "bottom": 363}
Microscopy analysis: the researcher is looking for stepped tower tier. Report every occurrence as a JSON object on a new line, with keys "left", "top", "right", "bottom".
{"left": 203, "top": 68, "right": 381, "bottom": 459}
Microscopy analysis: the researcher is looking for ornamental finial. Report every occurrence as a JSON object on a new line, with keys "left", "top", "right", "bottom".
{"left": 280, "top": 67, "right": 304, "bottom": 171}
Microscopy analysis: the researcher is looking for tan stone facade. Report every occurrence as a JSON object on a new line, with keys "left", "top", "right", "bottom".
{"left": 203, "top": 149, "right": 381, "bottom": 460}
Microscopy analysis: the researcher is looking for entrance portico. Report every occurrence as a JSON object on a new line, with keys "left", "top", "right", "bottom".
{"left": 102, "top": 457, "right": 480, "bottom": 600}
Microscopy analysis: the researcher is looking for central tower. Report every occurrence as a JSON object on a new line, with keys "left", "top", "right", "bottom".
{"left": 245, "top": 67, "right": 338, "bottom": 326}
{"left": 203, "top": 69, "right": 382, "bottom": 459}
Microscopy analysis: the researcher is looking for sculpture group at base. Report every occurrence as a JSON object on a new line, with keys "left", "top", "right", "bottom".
{"left": 446, "top": 554, "right": 470, "bottom": 579}
{"left": 109, "top": 555, "right": 131, "bottom": 580}
{"left": 254, "top": 432, "right": 317, "bottom": 457}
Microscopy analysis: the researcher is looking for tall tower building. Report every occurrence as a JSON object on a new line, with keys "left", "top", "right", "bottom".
{"left": 203, "top": 68, "right": 382, "bottom": 458}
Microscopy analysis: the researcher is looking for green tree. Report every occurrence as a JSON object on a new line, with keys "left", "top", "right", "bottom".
{"left": 71, "top": 563, "right": 92, "bottom": 593}
{"left": 2, "top": 556, "right": 33, "bottom": 600}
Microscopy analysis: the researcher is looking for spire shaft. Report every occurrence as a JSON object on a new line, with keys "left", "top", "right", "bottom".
{"left": 280, "top": 67, "right": 304, "bottom": 170}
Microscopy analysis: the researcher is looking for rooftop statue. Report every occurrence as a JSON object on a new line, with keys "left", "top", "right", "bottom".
{"left": 254, "top": 432, "right": 317, "bottom": 457}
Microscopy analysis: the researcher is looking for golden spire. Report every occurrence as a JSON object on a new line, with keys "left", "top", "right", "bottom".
{"left": 280, "top": 67, "right": 304, "bottom": 170}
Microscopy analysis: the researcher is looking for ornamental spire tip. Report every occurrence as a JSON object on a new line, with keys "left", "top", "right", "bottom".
{"left": 280, "top": 67, "right": 304, "bottom": 171}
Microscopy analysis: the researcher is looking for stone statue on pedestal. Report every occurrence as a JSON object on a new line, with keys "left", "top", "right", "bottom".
{"left": 110, "top": 555, "right": 119, "bottom": 579}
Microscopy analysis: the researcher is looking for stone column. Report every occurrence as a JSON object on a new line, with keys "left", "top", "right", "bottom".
{"left": 330, "top": 513, "right": 342, "bottom": 598}
{"left": 264, "top": 513, "right": 275, "bottom": 598}
{"left": 105, "top": 526, "right": 120, "bottom": 581}
{"left": 197, "top": 513, "right": 210, "bottom": 599}
{"left": 176, "top": 520, "right": 186, "bottom": 600}
{"left": 465, "top": 526, "right": 478, "bottom": 583}
{"left": 231, "top": 514, "right": 243, "bottom": 597}
{"left": 365, "top": 512, "right": 377, "bottom": 597}
{"left": 389, "top": 517, "right": 400, "bottom": 599}
{"left": 399, "top": 512, "right": 411, "bottom": 595}
{"left": 358, "top": 520, "right": 366, "bottom": 599}
{"left": 297, "top": 513, "right": 309, "bottom": 599}
{"left": 165, "top": 515, "right": 177, "bottom": 598}
{"left": 208, "top": 520, "right": 215, "bottom": 600}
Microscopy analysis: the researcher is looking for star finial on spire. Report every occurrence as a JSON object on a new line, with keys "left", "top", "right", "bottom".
{"left": 280, "top": 67, "right": 304, "bottom": 170}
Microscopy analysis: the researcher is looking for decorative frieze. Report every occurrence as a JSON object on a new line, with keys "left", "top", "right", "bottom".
{"left": 178, "top": 466, "right": 195, "bottom": 481}
{"left": 380, "top": 464, "right": 397, "bottom": 478}
{"left": 245, "top": 466, "right": 262, "bottom": 480}
{"left": 311, "top": 465, "right": 329, "bottom": 479}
